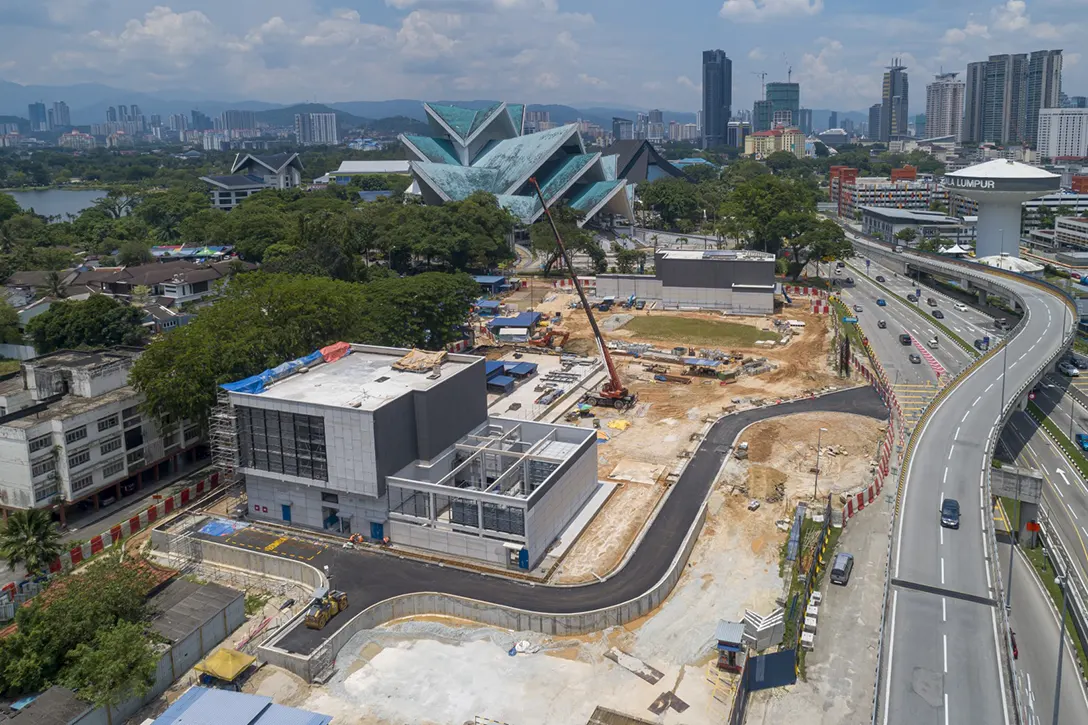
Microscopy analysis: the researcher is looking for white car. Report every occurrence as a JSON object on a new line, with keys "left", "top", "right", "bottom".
{"left": 954, "top": 302, "right": 968, "bottom": 311}
{"left": 1059, "top": 361, "right": 1081, "bottom": 377}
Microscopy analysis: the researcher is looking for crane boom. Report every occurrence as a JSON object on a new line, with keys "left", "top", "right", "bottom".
{"left": 528, "top": 178, "right": 631, "bottom": 405}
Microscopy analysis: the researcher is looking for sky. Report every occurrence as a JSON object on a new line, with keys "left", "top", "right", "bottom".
{"left": 0, "top": 0, "right": 1083, "bottom": 113}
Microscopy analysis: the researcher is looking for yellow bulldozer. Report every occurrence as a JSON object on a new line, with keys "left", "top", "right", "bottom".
{"left": 304, "top": 586, "right": 349, "bottom": 630}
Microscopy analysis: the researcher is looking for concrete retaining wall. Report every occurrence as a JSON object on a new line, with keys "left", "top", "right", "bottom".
{"left": 257, "top": 504, "right": 710, "bottom": 682}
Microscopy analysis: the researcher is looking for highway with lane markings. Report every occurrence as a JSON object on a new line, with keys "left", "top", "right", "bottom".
{"left": 842, "top": 230, "right": 1076, "bottom": 725}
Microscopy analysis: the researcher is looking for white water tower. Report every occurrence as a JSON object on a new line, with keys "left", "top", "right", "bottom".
{"left": 943, "top": 160, "right": 1059, "bottom": 258}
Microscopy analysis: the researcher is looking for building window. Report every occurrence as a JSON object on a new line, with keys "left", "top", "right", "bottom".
{"left": 97, "top": 415, "right": 119, "bottom": 432}
{"left": 320, "top": 492, "right": 339, "bottom": 504}
{"left": 32, "top": 455, "right": 57, "bottom": 477}
{"left": 122, "top": 406, "right": 141, "bottom": 428}
{"left": 162, "top": 432, "right": 178, "bottom": 449}
{"left": 127, "top": 449, "right": 144, "bottom": 465}
{"left": 184, "top": 425, "right": 201, "bottom": 441}
{"left": 28, "top": 435, "right": 52, "bottom": 453}
{"left": 67, "top": 449, "right": 91, "bottom": 469}
{"left": 100, "top": 436, "right": 122, "bottom": 456}
{"left": 70, "top": 472, "right": 95, "bottom": 493}
{"left": 237, "top": 407, "right": 327, "bottom": 481}
{"left": 102, "top": 458, "right": 125, "bottom": 478}
{"left": 34, "top": 482, "right": 59, "bottom": 502}
{"left": 65, "top": 426, "right": 87, "bottom": 444}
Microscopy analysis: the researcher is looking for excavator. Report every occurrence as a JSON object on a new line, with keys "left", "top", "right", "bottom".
{"left": 525, "top": 327, "right": 570, "bottom": 349}
{"left": 304, "top": 586, "right": 349, "bottom": 630}
{"left": 529, "top": 178, "right": 637, "bottom": 411}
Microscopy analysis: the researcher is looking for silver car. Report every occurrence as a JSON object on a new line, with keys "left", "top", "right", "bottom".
{"left": 1059, "top": 361, "right": 1080, "bottom": 377}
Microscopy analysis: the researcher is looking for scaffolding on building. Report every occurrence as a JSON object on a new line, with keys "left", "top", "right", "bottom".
{"left": 212, "top": 387, "right": 240, "bottom": 487}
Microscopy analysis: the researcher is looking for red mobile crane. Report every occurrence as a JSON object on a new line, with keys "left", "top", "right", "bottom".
{"left": 528, "top": 178, "right": 637, "bottom": 411}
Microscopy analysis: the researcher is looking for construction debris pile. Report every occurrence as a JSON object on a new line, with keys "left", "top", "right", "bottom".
{"left": 608, "top": 341, "right": 778, "bottom": 387}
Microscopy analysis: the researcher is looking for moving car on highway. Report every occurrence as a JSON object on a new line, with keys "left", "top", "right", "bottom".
{"left": 853, "top": 304, "right": 863, "bottom": 312}
{"left": 932, "top": 310, "right": 944, "bottom": 319}
{"left": 877, "top": 298, "right": 887, "bottom": 306}
{"left": 940, "top": 498, "right": 961, "bottom": 529}
{"left": 909, "top": 353, "right": 922, "bottom": 364}
{"left": 876, "top": 275, "right": 886, "bottom": 282}
{"left": 954, "top": 302, "right": 968, "bottom": 311}
{"left": 878, "top": 319, "right": 887, "bottom": 329}
{"left": 907, "top": 294, "right": 918, "bottom": 303}
{"left": 1076, "top": 433, "right": 1088, "bottom": 451}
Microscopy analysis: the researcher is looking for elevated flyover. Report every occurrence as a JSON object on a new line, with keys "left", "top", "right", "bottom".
{"left": 850, "top": 230, "right": 1078, "bottom": 725}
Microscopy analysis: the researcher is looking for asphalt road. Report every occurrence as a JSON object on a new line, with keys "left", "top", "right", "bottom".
{"left": 198, "top": 387, "right": 888, "bottom": 656}
{"left": 843, "top": 233, "right": 1075, "bottom": 725}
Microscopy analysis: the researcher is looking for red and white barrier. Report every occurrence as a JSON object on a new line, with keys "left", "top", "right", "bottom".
{"left": 446, "top": 339, "right": 471, "bottom": 354}
{"left": 553, "top": 277, "right": 598, "bottom": 295}
{"left": 43, "top": 471, "right": 221, "bottom": 575}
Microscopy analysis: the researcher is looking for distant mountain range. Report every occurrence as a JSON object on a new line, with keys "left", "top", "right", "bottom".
{"left": 0, "top": 80, "right": 697, "bottom": 130}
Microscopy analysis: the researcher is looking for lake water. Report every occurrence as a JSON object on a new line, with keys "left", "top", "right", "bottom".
{"left": 3, "top": 188, "right": 108, "bottom": 220}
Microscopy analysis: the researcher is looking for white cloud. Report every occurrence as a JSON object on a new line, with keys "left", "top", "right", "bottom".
{"left": 991, "top": 0, "right": 1061, "bottom": 37}
{"left": 941, "top": 19, "right": 989, "bottom": 44}
{"left": 792, "top": 37, "right": 873, "bottom": 108}
{"left": 748, "top": 47, "right": 766, "bottom": 60}
{"left": 643, "top": 80, "right": 663, "bottom": 91}
{"left": 1067, "top": 52, "right": 1082, "bottom": 67}
{"left": 676, "top": 75, "right": 700, "bottom": 93}
{"left": 556, "top": 30, "right": 578, "bottom": 52}
{"left": 578, "top": 72, "right": 606, "bottom": 87}
{"left": 720, "top": 0, "right": 823, "bottom": 22}
{"left": 535, "top": 71, "right": 559, "bottom": 89}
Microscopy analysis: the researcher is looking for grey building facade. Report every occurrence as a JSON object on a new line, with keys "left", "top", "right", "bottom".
{"left": 880, "top": 60, "right": 909, "bottom": 141}
{"left": 963, "top": 61, "right": 987, "bottom": 144}
{"left": 224, "top": 345, "right": 598, "bottom": 569}
{"left": 596, "top": 249, "right": 775, "bottom": 314}
{"left": 702, "top": 50, "right": 732, "bottom": 148}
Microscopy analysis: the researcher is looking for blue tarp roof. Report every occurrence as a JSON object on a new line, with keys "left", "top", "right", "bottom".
{"left": 474, "top": 275, "right": 507, "bottom": 285}
{"left": 476, "top": 299, "right": 502, "bottom": 309}
{"left": 487, "top": 311, "right": 541, "bottom": 328}
{"left": 681, "top": 357, "right": 721, "bottom": 367}
{"left": 505, "top": 362, "right": 538, "bottom": 375}
{"left": 488, "top": 374, "right": 516, "bottom": 387}
{"left": 220, "top": 349, "right": 329, "bottom": 395}
{"left": 485, "top": 361, "right": 505, "bottom": 377}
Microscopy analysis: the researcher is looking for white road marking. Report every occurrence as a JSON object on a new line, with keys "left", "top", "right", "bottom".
{"left": 943, "top": 633, "right": 948, "bottom": 673}
{"left": 941, "top": 597, "right": 947, "bottom": 623}
{"left": 973, "top": 396, "right": 981, "bottom": 407}
{"left": 1057, "top": 486, "right": 1066, "bottom": 499}
{"left": 1057, "top": 468, "right": 1071, "bottom": 486}
{"left": 944, "top": 692, "right": 950, "bottom": 725}
{"left": 948, "top": 446, "right": 954, "bottom": 460}
{"left": 986, "top": 383, "right": 994, "bottom": 392}
{"left": 941, "top": 557, "right": 945, "bottom": 585}
{"left": 943, "top": 468, "right": 948, "bottom": 484}
{"left": 955, "top": 426, "right": 961, "bottom": 439}
{"left": 1010, "top": 361, "right": 1018, "bottom": 370}
{"left": 940, "top": 526, "right": 944, "bottom": 545}
{"left": 882, "top": 591, "right": 898, "bottom": 725}
{"left": 991, "top": 607, "right": 1011, "bottom": 725}
{"left": 1071, "top": 508, "right": 1079, "bottom": 520}
{"left": 1082, "top": 526, "right": 1088, "bottom": 539}
{"left": 1027, "top": 442, "right": 1038, "bottom": 457}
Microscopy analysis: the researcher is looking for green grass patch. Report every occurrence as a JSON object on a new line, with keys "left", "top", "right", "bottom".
{"left": 622, "top": 315, "right": 778, "bottom": 347}
{"left": 1020, "top": 543, "right": 1088, "bottom": 677}
{"left": 1026, "top": 401, "right": 1088, "bottom": 479}
{"left": 245, "top": 592, "right": 271, "bottom": 616}
{"left": 0, "top": 359, "right": 21, "bottom": 375}
{"left": 847, "top": 265, "right": 978, "bottom": 357}
{"left": 1075, "top": 337, "right": 1088, "bottom": 356}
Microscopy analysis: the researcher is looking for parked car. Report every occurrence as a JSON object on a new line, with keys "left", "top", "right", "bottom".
{"left": 635, "top": 300, "right": 646, "bottom": 310}
{"left": 940, "top": 498, "right": 961, "bottom": 529}
{"left": 876, "top": 275, "right": 886, "bottom": 282}
{"left": 907, "top": 294, "right": 918, "bottom": 303}
{"left": 932, "top": 310, "right": 944, "bottom": 319}
{"left": 1059, "top": 361, "right": 1081, "bottom": 377}
{"left": 853, "top": 304, "right": 863, "bottom": 312}
{"left": 830, "top": 552, "right": 854, "bottom": 586}
{"left": 878, "top": 319, "right": 887, "bottom": 329}
{"left": 877, "top": 298, "right": 887, "bottom": 306}
{"left": 909, "top": 353, "right": 922, "bottom": 364}
{"left": 99, "top": 494, "right": 117, "bottom": 507}
{"left": 1071, "top": 355, "right": 1088, "bottom": 370}
{"left": 1076, "top": 433, "right": 1088, "bottom": 452}
{"left": 954, "top": 302, "right": 968, "bottom": 312}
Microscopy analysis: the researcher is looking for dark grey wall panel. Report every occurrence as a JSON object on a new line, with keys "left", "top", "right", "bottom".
{"left": 373, "top": 393, "right": 417, "bottom": 495}
{"left": 413, "top": 358, "right": 488, "bottom": 461}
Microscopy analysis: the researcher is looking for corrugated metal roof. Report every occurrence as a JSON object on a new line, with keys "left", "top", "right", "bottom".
{"left": 714, "top": 619, "right": 746, "bottom": 644}
{"left": 151, "top": 688, "right": 331, "bottom": 725}
{"left": 149, "top": 580, "right": 242, "bottom": 643}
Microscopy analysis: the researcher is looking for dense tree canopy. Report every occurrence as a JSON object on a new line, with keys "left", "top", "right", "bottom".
{"left": 129, "top": 271, "right": 480, "bottom": 426}
{"left": 529, "top": 203, "right": 603, "bottom": 275}
{"left": 25, "top": 295, "right": 148, "bottom": 353}
{"left": 0, "top": 555, "right": 161, "bottom": 701}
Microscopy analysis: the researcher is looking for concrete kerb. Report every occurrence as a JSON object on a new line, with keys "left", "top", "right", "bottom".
{"left": 868, "top": 270, "right": 1073, "bottom": 724}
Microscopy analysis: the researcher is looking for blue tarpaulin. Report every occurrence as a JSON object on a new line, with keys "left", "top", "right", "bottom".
{"left": 199, "top": 519, "right": 250, "bottom": 537}
{"left": 681, "top": 357, "right": 721, "bottom": 367}
{"left": 485, "top": 361, "right": 505, "bottom": 379}
{"left": 487, "top": 312, "right": 542, "bottom": 329}
{"left": 505, "top": 362, "right": 538, "bottom": 377}
{"left": 476, "top": 299, "right": 501, "bottom": 309}
{"left": 220, "top": 349, "right": 329, "bottom": 394}
{"left": 487, "top": 374, "right": 516, "bottom": 393}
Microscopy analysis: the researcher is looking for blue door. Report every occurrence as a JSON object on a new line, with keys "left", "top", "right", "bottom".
{"left": 518, "top": 548, "right": 529, "bottom": 570}
{"left": 281, "top": 504, "right": 292, "bottom": 522}
{"left": 371, "top": 522, "right": 384, "bottom": 540}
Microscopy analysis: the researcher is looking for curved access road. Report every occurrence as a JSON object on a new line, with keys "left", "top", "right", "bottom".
{"left": 847, "top": 234, "right": 1077, "bottom": 725}
{"left": 223, "top": 387, "right": 888, "bottom": 655}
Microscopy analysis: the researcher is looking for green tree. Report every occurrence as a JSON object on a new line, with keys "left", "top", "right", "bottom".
{"left": 0, "top": 193, "right": 19, "bottom": 223}
{"left": 529, "top": 203, "right": 596, "bottom": 276}
{"left": 895, "top": 228, "right": 918, "bottom": 246}
{"left": 782, "top": 217, "right": 851, "bottom": 280}
{"left": 636, "top": 177, "right": 700, "bottom": 229}
{"left": 0, "top": 509, "right": 62, "bottom": 574}
{"left": 92, "top": 188, "right": 140, "bottom": 220}
{"left": 61, "top": 621, "right": 159, "bottom": 707}
{"left": 613, "top": 244, "right": 641, "bottom": 274}
{"left": 25, "top": 295, "right": 149, "bottom": 353}
{"left": 720, "top": 174, "right": 815, "bottom": 253}
{"left": 116, "top": 240, "right": 153, "bottom": 266}
{"left": 0, "top": 300, "right": 21, "bottom": 343}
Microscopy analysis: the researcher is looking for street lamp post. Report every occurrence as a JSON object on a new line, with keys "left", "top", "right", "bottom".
{"left": 813, "top": 427, "right": 828, "bottom": 500}
{"left": 1053, "top": 574, "right": 1069, "bottom": 725}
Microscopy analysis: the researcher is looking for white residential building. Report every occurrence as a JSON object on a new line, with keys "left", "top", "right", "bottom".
{"left": 1055, "top": 216, "right": 1088, "bottom": 249}
{"left": 925, "top": 72, "right": 965, "bottom": 141}
{"left": 1038, "top": 108, "right": 1088, "bottom": 160}
{"left": 0, "top": 349, "right": 204, "bottom": 522}
{"left": 310, "top": 113, "right": 339, "bottom": 145}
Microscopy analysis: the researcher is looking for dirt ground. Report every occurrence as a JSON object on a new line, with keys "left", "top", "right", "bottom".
{"left": 296, "top": 465, "right": 787, "bottom": 725}
{"left": 740, "top": 412, "right": 887, "bottom": 502}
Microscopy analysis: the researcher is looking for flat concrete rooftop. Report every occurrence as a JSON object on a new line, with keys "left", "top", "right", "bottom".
{"left": 247, "top": 346, "right": 477, "bottom": 411}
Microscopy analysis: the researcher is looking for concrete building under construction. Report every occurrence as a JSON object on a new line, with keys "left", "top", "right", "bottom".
{"left": 595, "top": 249, "right": 776, "bottom": 313}
{"left": 216, "top": 344, "right": 598, "bottom": 570}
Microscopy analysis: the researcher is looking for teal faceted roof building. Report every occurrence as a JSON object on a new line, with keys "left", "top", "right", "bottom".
{"left": 400, "top": 102, "right": 633, "bottom": 227}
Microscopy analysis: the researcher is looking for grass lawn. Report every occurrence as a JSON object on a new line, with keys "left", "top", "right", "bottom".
{"left": 0, "top": 359, "right": 21, "bottom": 375}
{"left": 623, "top": 316, "right": 778, "bottom": 347}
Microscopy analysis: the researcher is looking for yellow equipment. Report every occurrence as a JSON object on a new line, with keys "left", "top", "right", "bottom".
{"left": 304, "top": 586, "right": 349, "bottom": 630}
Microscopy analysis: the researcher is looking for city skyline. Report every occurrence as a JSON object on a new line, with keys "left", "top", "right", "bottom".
{"left": 1, "top": 0, "right": 1084, "bottom": 115}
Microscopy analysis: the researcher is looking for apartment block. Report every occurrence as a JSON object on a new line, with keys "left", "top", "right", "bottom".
{"left": 744, "top": 127, "right": 805, "bottom": 159}
{"left": 221, "top": 345, "right": 599, "bottom": 570}
{"left": 1054, "top": 216, "right": 1088, "bottom": 249}
{"left": 0, "top": 350, "right": 203, "bottom": 522}
{"left": 838, "top": 176, "right": 936, "bottom": 219}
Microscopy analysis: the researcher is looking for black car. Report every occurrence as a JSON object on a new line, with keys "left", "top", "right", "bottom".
{"left": 932, "top": 310, "right": 944, "bottom": 319}
{"left": 940, "top": 498, "right": 960, "bottom": 529}
{"left": 844, "top": 277, "right": 854, "bottom": 284}
{"left": 635, "top": 300, "right": 646, "bottom": 310}
{"left": 907, "top": 294, "right": 918, "bottom": 303}
{"left": 909, "top": 353, "right": 922, "bottom": 364}
{"left": 878, "top": 319, "right": 887, "bottom": 329}
{"left": 876, "top": 275, "right": 886, "bottom": 282}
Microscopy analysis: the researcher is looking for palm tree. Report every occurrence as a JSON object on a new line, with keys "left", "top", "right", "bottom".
{"left": 45, "top": 270, "right": 67, "bottom": 299}
{"left": 0, "top": 508, "right": 63, "bottom": 574}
